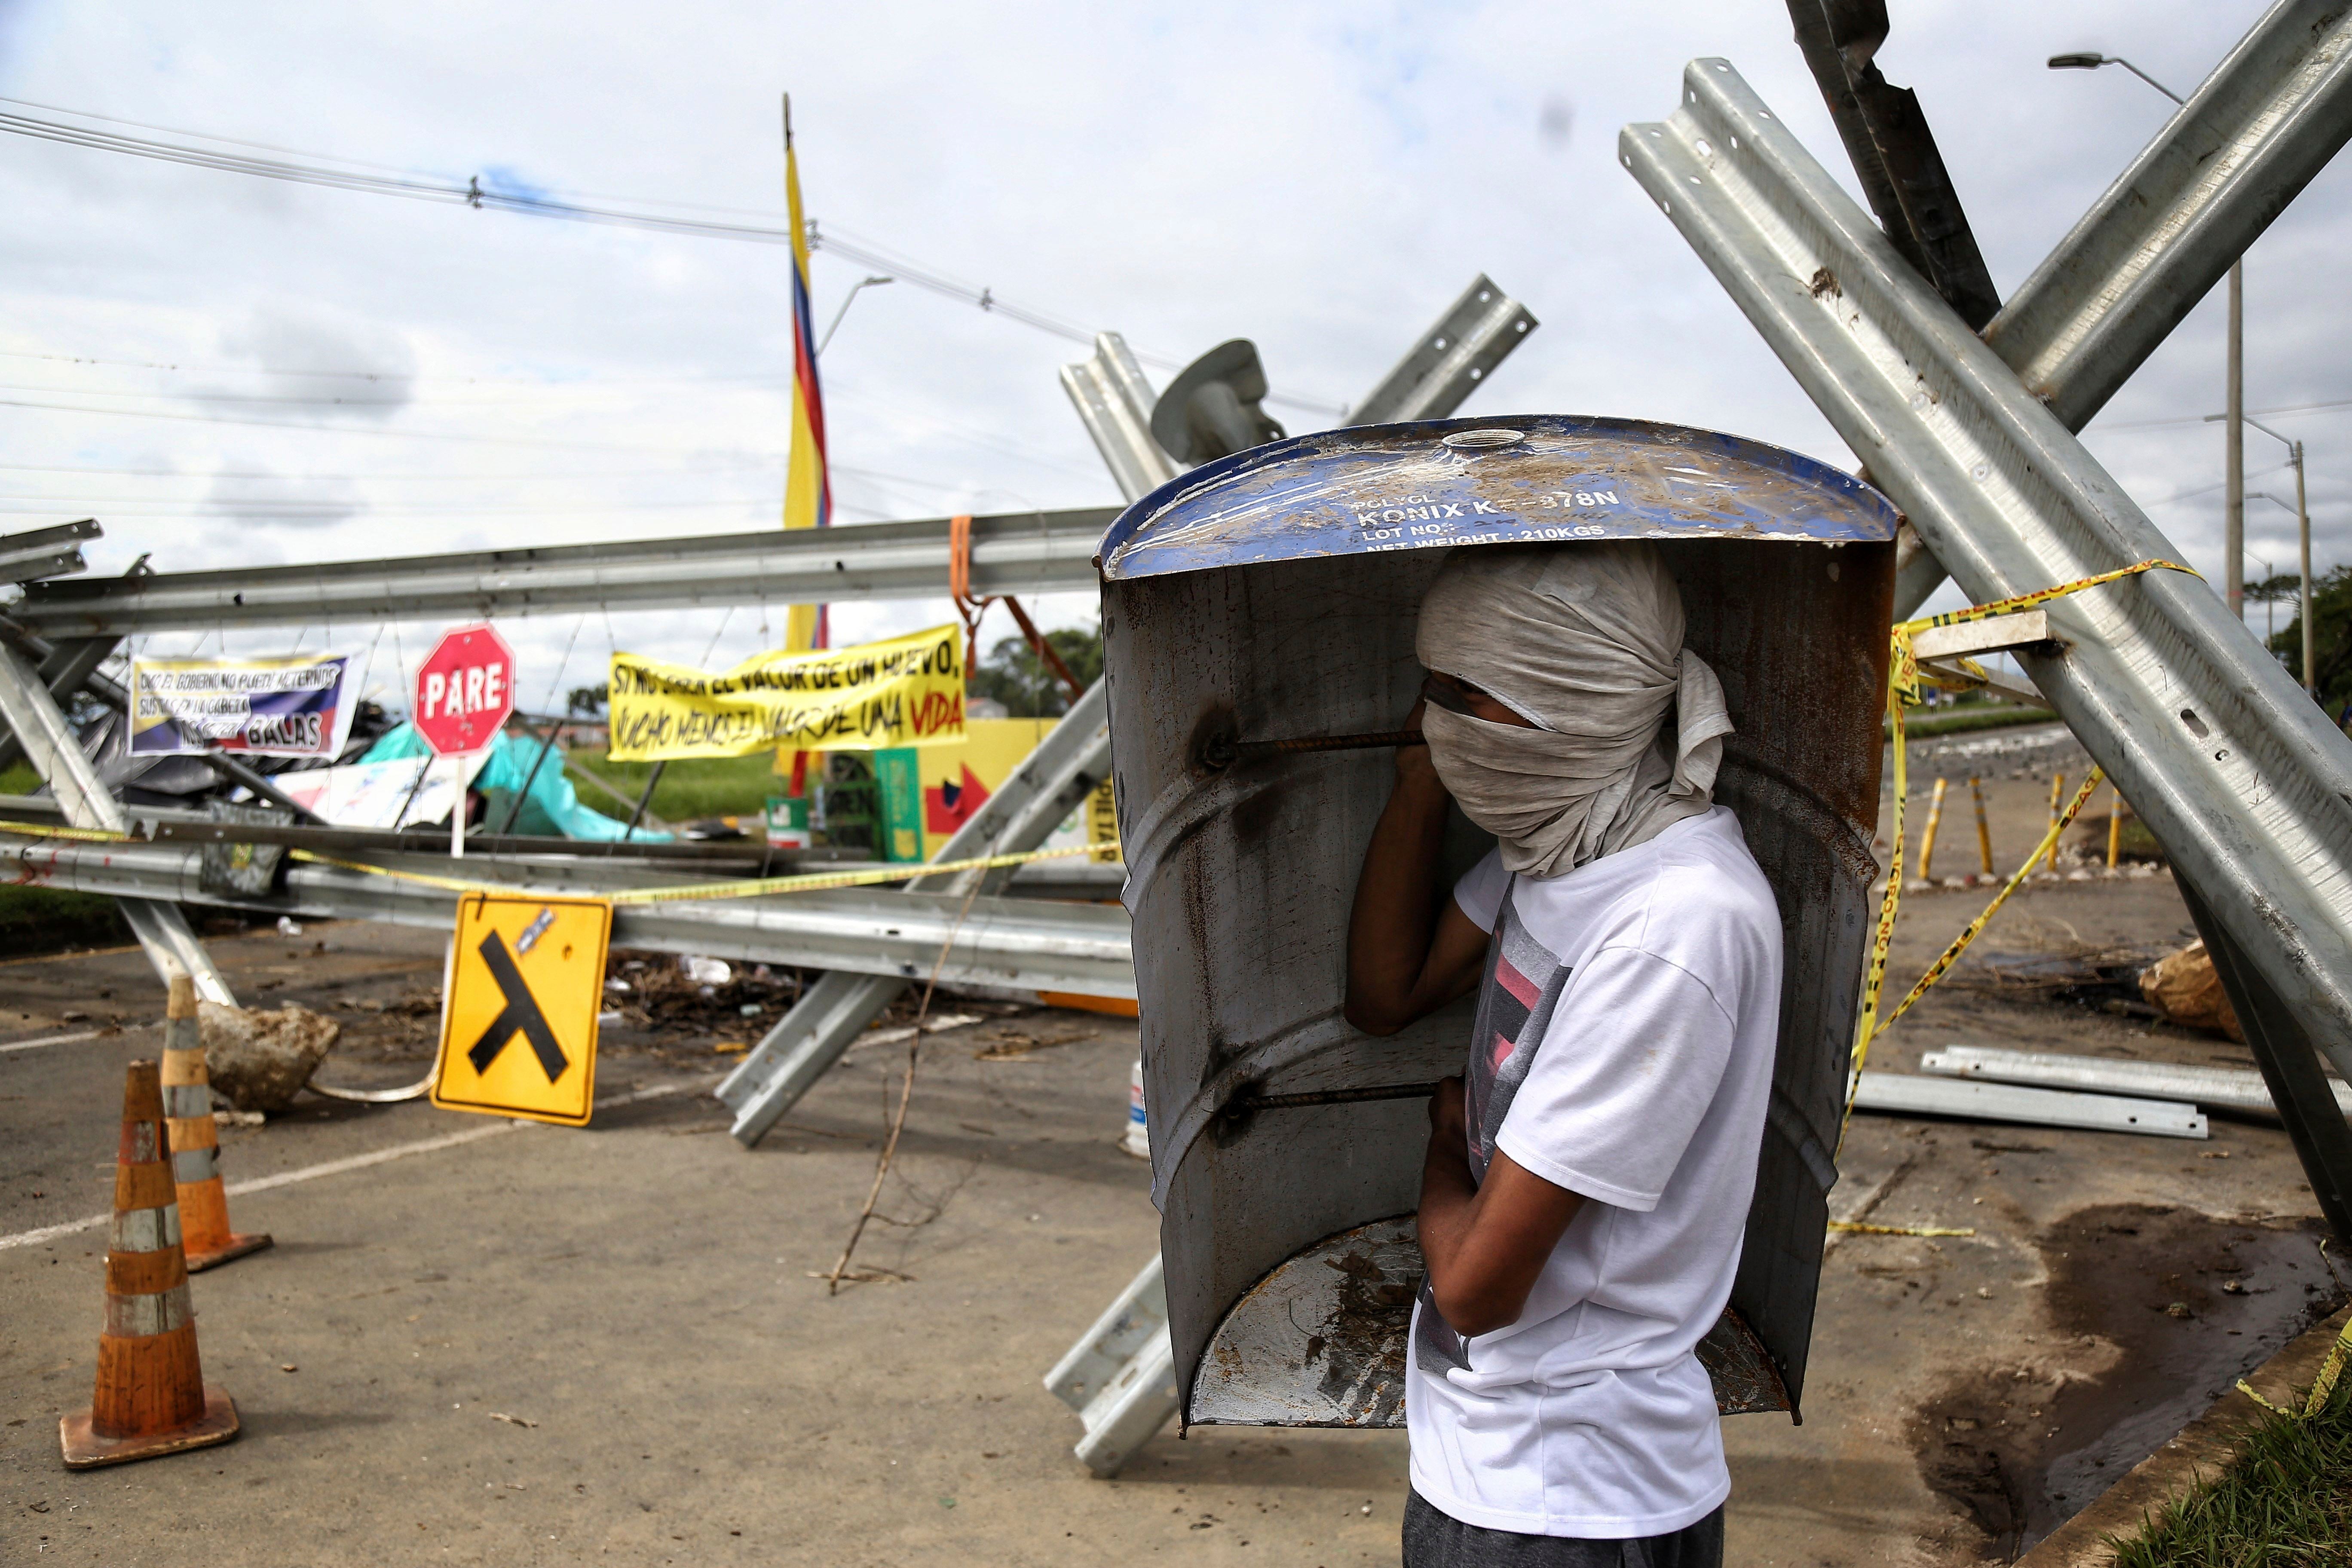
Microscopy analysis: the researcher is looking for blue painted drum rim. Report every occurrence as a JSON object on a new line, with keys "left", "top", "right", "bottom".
{"left": 1099, "top": 414, "right": 1898, "bottom": 579}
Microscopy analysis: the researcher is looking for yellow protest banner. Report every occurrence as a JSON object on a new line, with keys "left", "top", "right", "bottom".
{"left": 607, "top": 625, "right": 966, "bottom": 763}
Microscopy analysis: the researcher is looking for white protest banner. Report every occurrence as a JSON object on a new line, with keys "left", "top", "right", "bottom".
{"left": 128, "top": 654, "right": 356, "bottom": 759}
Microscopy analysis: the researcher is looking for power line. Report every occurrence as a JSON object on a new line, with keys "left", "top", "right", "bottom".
{"left": 0, "top": 377, "right": 780, "bottom": 408}
{"left": 0, "top": 494, "right": 782, "bottom": 514}
{"left": 0, "top": 458, "right": 778, "bottom": 481}
{"left": 0, "top": 99, "right": 1347, "bottom": 414}
{"left": 0, "top": 345, "right": 796, "bottom": 386}
{"left": 0, "top": 392, "right": 781, "bottom": 455}
{"left": 2096, "top": 398, "right": 2352, "bottom": 432}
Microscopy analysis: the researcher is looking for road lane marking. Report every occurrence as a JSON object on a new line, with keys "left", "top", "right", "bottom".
{"left": 0, "top": 1082, "right": 687, "bottom": 1252}
{"left": 0, "top": 1030, "right": 104, "bottom": 1055}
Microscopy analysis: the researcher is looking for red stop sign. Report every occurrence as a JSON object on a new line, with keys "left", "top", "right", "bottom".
{"left": 413, "top": 625, "right": 516, "bottom": 756}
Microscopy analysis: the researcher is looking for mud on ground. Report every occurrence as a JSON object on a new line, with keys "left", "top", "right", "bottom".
{"left": 1715, "top": 735, "right": 2349, "bottom": 1565}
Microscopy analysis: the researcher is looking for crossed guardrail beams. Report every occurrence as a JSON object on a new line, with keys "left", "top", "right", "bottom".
{"left": 1622, "top": 0, "right": 2352, "bottom": 1234}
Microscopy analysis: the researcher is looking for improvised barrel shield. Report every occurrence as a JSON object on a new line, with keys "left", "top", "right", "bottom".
{"left": 1099, "top": 416, "right": 1897, "bottom": 1428}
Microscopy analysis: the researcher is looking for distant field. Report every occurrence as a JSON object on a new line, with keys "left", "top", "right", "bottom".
{"left": 1891, "top": 702, "right": 2055, "bottom": 739}
{"left": 562, "top": 749, "right": 781, "bottom": 825}
{"left": 0, "top": 763, "right": 131, "bottom": 955}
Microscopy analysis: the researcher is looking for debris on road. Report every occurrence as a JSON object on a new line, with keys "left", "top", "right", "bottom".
{"left": 197, "top": 1000, "right": 340, "bottom": 1112}
{"left": 1923, "top": 1045, "right": 2352, "bottom": 1117}
{"left": 2141, "top": 940, "right": 2245, "bottom": 1041}
{"left": 1850, "top": 1071, "right": 2208, "bottom": 1139}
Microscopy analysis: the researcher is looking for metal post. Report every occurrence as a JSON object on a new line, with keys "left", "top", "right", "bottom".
{"left": 1970, "top": 775, "right": 1993, "bottom": 874}
{"left": 1347, "top": 276, "right": 1540, "bottom": 426}
{"left": 623, "top": 760, "right": 666, "bottom": 840}
{"left": 2228, "top": 261, "right": 2246, "bottom": 622}
{"left": 498, "top": 722, "right": 563, "bottom": 836}
{"left": 0, "top": 634, "right": 120, "bottom": 775}
{"left": 1059, "top": 334, "right": 1180, "bottom": 504}
{"left": 2298, "top": 440, "right": 2315, "bottom": 694}
{"left": 2043, "top": 774, "right": 2065, "bottom": 874}
{"left": 1915, "top": 777, "right": 1946, "bottom": 882}
{"left": 0, "top": 642, "right": 235, "bottom": 1005}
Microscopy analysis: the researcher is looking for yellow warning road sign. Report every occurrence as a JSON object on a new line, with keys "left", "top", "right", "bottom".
{"left": 431, "top": 893, "right": 611, "bottom": 1126}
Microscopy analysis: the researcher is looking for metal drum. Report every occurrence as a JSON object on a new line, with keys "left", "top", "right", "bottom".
{"left": 1099, "top": 415, "right": 1897, "bottom": 1429}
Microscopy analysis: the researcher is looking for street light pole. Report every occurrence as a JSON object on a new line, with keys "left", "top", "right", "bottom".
{"left": 2297, "top": 436, "right": 2313, "bottom": 693}
{"left": 2049, "top": 52, "right": 2245, "bottom": 620}
{"left": 2229, "top": 266, "right": 2246, "bottom": 622}
{"left": 818, "top": 274, "right": 895, "bottom": 357}
{"left": 2235, "top": 412, "right": 2318, "bottom": 696}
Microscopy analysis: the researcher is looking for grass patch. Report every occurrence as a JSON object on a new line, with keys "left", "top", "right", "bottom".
{"left": 0, "top": 760, "right": 40, "bottom": 795}
{"left": 0, "top": 884, "right": 132, "bottom": 955}
{"left": 562, "top": 750, "right": 781, "bottom": 824}
{"left": 2108, "top": 1360, "right": 2352, "bottom": 1567}
{"left": 1889, "top": 703, "right": 2056, "bottom": 739}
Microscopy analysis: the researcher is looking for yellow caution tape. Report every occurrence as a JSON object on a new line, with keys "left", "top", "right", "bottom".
{"left": 1828, "top": 1221, "right": 1977, "bottom": 1238}
{"left": 1841, "top": 558, "right": 2201, "bottom": 1151}
{"left": 287, "top": 840, "right": 1122, "bottom": 904}
{"left": 2237, "top": 1314, "right": 2352, "bottom": 1420}
{"left": 0, "top": 818, "right": 135, "bottom": 842}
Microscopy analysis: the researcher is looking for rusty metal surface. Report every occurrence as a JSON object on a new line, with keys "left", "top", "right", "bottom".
{"left": 1192, "top": 1216, "right": 1421, "bottom": 1427}
{"left": 1785, "top": 0, "right": 2001, "bottom": 329}
{"left": 1104, "top": 422, "right": 1895, "bottom": 1429}
{"left": 1694, "top": 1306, "right": 1794, "bottom": 1417}
{"left": 1191, "top": 1217, "right": 1795, "bottom": 1427}
{"left": 1101, "top": 416, "right": 1896, "bottom": 585}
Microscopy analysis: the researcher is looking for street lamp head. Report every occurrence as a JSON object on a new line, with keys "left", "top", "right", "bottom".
{"left": 2048, "top": 53, "right": 2107, "bottom": 70}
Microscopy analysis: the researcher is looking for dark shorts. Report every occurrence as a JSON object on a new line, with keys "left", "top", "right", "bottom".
{"left": 1402, "top": 1489, "right": 1725, "bottom": 1568}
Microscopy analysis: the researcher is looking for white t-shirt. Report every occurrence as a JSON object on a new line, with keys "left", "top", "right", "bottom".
{"left": 1404, "top": 805, "right": 1783, "bottom": 1538}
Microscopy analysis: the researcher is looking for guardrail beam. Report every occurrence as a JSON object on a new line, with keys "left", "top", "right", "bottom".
{"left": 9, "top": 506, "right": 1116, "bottom": 638}
{"left": 1621, "top": 58, "right": 2352, "bottom": 1186}
{"left": 714, "top": 677, "right": 1116, "bottom": 1146}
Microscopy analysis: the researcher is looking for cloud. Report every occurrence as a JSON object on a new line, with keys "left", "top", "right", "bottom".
{"left": 210, "top": 302, "right": 418, "bottom": 423}
{"left": 0, "top": 0, "right": 2330, "bottom": 700}
{"left": 196, "top": 463, "right": 358, "bottom": 529}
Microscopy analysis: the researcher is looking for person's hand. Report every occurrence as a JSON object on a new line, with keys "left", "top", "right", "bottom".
{"left": 1396, "top": 697, "right": 1442, "bottom": 792}
{"left": 1427, "top": 1075, "right": 1468, "bottom": 1157}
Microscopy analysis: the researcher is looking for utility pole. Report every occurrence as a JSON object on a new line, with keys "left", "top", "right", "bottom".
{"left": 2234, "top": 413, "right": 2318, "bottom": 696}
{"left": 2228, "top": 266, "right": 2246, "bottom": 622}
{"left": 2297, "top": 436, "right": 2314, "bottom": 693}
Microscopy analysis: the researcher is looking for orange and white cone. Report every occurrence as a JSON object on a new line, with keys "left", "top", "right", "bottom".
{"left": 59, "top": 1059, "right": 240, "bottom": 1469}
{"left": 160, "top": 976, "right": 271, "bottom": 1271}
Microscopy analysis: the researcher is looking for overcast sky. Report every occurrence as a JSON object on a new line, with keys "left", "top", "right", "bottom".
{"left": 0, "top": 0, "right": 2339, "bottom": 713}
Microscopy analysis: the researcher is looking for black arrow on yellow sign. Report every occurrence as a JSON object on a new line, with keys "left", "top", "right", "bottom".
{"left": 466, "top": 931, "right": 571, "bottom": 1081}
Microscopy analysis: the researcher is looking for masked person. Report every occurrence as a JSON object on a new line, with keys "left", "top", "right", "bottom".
{"left": 1344, "top": 541, "right": 1783, "bottom": 1568}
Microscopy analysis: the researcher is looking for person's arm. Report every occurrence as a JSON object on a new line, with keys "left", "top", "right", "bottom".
{"left": 1344, "top": 700, "right": 1490, "bottom": 1036}
{"left": 1417, "top": 1078, "right": 1585, "bottom": 1336}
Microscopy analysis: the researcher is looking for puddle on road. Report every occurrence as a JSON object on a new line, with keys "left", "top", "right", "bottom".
{"left": 1910, "top": 1203, "right": 2348, "bottom": 1559}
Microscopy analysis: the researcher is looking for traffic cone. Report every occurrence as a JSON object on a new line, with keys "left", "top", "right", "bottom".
{"left": 59, "top": 1059, "right": 239, "bottom": 1469}
{"left": 160, "top": 977, "right": 271, "bottom": 1270}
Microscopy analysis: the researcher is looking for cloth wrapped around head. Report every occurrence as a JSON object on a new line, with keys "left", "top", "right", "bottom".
{"left": 1415, "top": 541, "right": 1734, "bottom": 878}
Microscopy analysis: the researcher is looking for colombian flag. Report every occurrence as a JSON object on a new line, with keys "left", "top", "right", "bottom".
{"left": 782, "top": 95, "right": 830, "bottom": 652}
